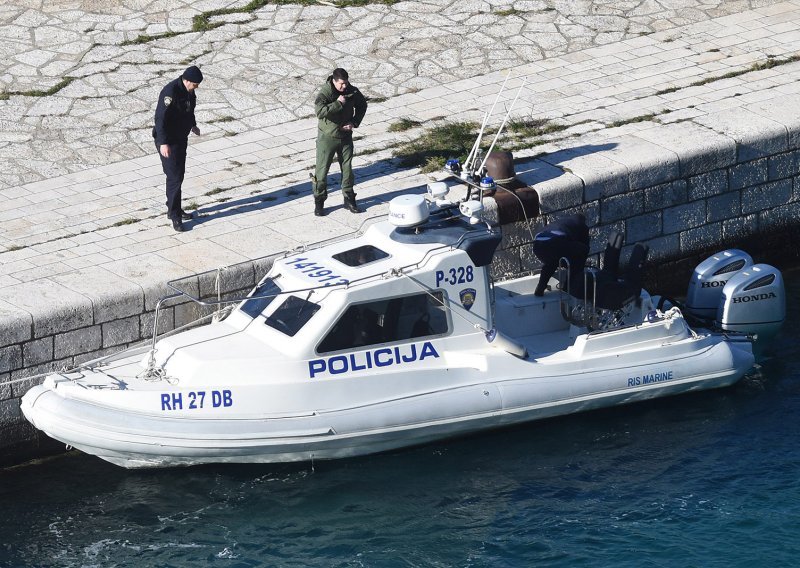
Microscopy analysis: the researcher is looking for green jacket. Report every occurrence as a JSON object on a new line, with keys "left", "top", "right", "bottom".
{"left": 314, "top": 76, "right": 368, "bottom": 139}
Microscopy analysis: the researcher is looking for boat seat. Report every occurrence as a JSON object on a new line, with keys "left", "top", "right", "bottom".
{"left": 588, "top": 242, "right": 649, "bottom": 311}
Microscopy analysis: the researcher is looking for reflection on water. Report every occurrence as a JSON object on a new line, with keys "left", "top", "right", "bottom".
{"left": 2, "top": 270, "right": 798, "bottom": 568}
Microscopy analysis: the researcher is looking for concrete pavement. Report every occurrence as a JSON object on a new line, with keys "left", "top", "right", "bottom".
{"left": 2, "top": 0, "right": 800, "bottom": 355}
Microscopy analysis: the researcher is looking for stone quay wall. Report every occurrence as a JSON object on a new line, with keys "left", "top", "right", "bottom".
{"left": 495, "top": 117, "right": 800, "bottom": 289}
{"left": 3, "top": 119, "right": 800, "bottom": 466}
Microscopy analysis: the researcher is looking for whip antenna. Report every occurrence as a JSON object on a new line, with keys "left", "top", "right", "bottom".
{"left": 464, "top": 71, "right": 511, "bottom": 174}
{"left": 479, "top": 77, "right": 527, "bottom": 174}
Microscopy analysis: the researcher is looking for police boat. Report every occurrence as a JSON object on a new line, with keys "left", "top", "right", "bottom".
{"left": 19, "top": 181, "right": 785, "bottom": 468}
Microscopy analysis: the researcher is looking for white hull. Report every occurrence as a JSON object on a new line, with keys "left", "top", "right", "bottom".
{"left": 22, "top": 331, "right": 752, "bottom": 468}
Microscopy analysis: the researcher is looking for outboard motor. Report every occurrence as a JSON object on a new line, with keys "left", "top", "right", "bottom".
{"left": 717, "top": 264, "right": 785, "bottom": 344}
{"left": 685, "top": 249, "right": 753, "bottom": 320}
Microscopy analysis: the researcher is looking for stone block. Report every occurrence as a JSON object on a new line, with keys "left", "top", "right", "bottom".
{"left": 10, "top": 374, "right": 43, "bottom": 399}
{"left": 591, "top": 221, "right": 625, "bottom": 256}
{"left": 174, "top": 302, "right": 216, "bottom": 329}
{"left": 22, "top": 337, "right": 54, "bottom": 367}
{"left": 742, "top": 179, "right": 792, "bottom": 215}
{"left": 680, "top": 222, "right": 723, "bottom": 255}
{"left": 0, "top": 345, "right": 22, "bottom": 374}
{"left": 52, "top": 266, "right": 144, "bottom": 324}
{"left": 626, "top": 212, "right": 662, "bottom": 243}
{"left": 0, "top": 301, "right": 32, "bottom": 346}
{"left": 198, "top": 260, "right": 256, "bottom": 301}
{"left": 0, "top": 375, "right": 10, "bottom": 401}
{"left": 707, "top": 191, "right": 742, "bottom": 223}
{"left": 768, "top": 151, "right": 798, "bottom": 181}
{"left": 500, "top": 221, "right": 540, "bottom": 250}
{"left": 579, "top": 202, "right": 600, "bottom": 229}
{"left": 540, "top": 146, "right": 629, "bottom": 201}
{"left": 54, "top": 325, "right": 102, "bottom": 359}
{"left": 10, "top": 360, "right": 72, "bottom": 392}
{"left": 102, "top": 316, "right": 141, "bottom": 348}
{"left": 687, "top": 169, "right": 728, "bottom": 201}
{"left": 74, "top": 347, "right": 127, "bottom": 367}
{"left": 102, "top": 254, "right": 200, "bottom": 311}
{"left": 0, "top": 399, "right": 22, "bottom": 429}
{"left": 601, "top": 192, "right": 643, "bottom": 224}
{"left": 252, "top": 256, "right": 278, "bottom": 283}
{"left": 635, "top": 121, "right": 737, "bottom": 177}
{"left": 663, "top": 202, "right": 706, "bottom": 235}
{"left": 642, "top": 233, "right": 681, "bottom": 263}
{"left": 1, "top": 281, "right": 93, "bottom": 338}
{"left": 514, "top": 158, "right": 584, "bottom": 214}
{"left": 729, "top": 158, "right": 768, "bottom": 191}
{"left": 140, "top": 307, "right": 175, "bottom": 340}
{"left": 518, "top": 243, "right": 538, "bottom": 271}
{"left": 156, "top": 240, "right": 250, "bottom": 282}
{"left": 758, "top": 200, "right": 800, "bottom": 230}
{"left": 603, "top": 134, "right": 680, "bottom": 190}
{"left": 490, "top": 249, "right": 522, "bottom": 278}
{"left": 723, "top": 214, "right": 759, "bottom": 241}
{"left": 644, "top": 180, "right": 687, "bottom": 212}
{"left": 747, "top": 93, "right": 800, "bottom": 150}
{"left": 694, "top": 107, "right": 787, "bottom": 163}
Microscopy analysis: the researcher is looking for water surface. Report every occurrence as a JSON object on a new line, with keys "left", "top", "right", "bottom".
{"left": 2, "top": 271, "right": 798, "bottom": 567}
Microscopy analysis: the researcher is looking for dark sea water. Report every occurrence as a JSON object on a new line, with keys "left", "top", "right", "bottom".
{"left": 2, "top": 270, "right": 799, "bottom": 568}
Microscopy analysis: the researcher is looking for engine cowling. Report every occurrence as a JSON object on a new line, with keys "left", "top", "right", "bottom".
{"left": 685, "top": 249, "right": 753, "bottom": 320}
{"left": 717, "top": 263, "right": 785, "bottom": 342}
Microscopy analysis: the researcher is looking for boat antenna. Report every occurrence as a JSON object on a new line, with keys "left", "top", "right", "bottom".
{"left": 462, "top": 109, "right": 489, "bottom": 175}
{"left": 478, "top": 77, "right": 527, "bottom": 174}
{"left": 464, "top": 71, "right": 511, "bottom": 176}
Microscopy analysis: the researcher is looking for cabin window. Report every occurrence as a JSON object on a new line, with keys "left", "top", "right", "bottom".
{"left": 239, "top": 278, "right": 281, "bottom": 318}
{"left": 264, "top": 295, "right": 320, "bottom": 336}
{"left": 317, "top": 291, "right": 448, "bottom": 354}
{"left": 332, "top": 245, "right": 389, "bottom": 267}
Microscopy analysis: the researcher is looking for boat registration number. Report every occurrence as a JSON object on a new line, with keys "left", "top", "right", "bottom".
{"left": 284, "top": 256, "right": 349, "bottom": 286}
{"left": 160, "top": 390, "right": 233, "bottom": 411}
{"left": 435, "top": 265, "right": 474, "bottom": 287}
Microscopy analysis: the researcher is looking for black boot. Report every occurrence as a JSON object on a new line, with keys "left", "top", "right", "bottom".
{"left": 314, "top": 197, "right": 326, "bottom": 217}
{"left": 344, "top": 194, "right": 363, "bottom": 214}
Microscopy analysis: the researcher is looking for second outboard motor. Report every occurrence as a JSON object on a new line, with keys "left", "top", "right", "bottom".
{"left": 717, "top": 264, "right": 785, "bottom": 343}
{"left": 685, "top": 249, "right": 753, "bottom": 320}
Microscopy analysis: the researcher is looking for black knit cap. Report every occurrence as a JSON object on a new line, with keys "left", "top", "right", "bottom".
{"left": 182, "top": 65, "right": 203, "bottom": 83}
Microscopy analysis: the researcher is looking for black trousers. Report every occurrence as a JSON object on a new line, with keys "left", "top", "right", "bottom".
{"left": 157, "top": 141, "right": 188, "bottom": 220}
{"left": 533, "top": 233, "right": 589, "bottom": 296}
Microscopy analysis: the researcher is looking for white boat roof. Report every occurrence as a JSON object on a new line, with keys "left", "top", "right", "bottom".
{"left": 272, "top": 207, "right": 502, "bottom": 292}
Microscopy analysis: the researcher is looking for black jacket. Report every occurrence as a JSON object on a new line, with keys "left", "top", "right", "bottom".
{"left": 153, "top": 77, "right": 197, "bottom": 146}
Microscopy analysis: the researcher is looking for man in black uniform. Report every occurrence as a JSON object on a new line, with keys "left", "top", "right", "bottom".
{"left": 533, "top": 213, "right": 590, "bottom": 296}
{"left": 153, "top": 65, "right": 203, "bottom": 232}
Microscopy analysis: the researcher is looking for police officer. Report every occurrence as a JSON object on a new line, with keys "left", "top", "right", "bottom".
{"left": 153, "top": 65, "right": 202, "bottom": 232}
{"left": 533, "top": 213, "right": 590, "bottom": 296}
{"left": 312, "top": 68, "right": 368, "bottom": 217}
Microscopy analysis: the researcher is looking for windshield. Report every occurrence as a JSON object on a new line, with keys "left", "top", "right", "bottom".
{"left": 265, "top": 295, "right": 320, "bottom": 337}
{"left": 239, "top": 278, "right": 281, "bottom": 318}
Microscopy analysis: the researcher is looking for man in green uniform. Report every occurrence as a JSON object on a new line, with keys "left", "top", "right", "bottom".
{"left": 312, "top": 68, "right": 368, "bottom": 216}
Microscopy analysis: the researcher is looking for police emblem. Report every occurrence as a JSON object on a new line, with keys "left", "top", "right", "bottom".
{"left": 163, "top": 96, "right": 172, "bottom": 106}
{"left": 459, "top": 288, "right": 476, "bottom": 311}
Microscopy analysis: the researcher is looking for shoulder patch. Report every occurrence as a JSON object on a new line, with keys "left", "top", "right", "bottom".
{"left": 163, "top": 96, "right": 172, "bottom": 106}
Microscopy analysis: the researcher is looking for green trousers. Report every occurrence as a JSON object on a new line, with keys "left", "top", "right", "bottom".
{"left": 313, "top": 134, "right": 355, "bottom": 202}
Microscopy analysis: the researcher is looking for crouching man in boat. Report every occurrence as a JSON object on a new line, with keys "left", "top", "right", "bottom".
{"left": 533, "top": 213, "right": 590, "bottom": 296}
{"left": 311, "top": 68, "right": 368, "bottom": 216}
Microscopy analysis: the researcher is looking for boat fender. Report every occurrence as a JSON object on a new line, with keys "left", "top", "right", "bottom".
{"left": 485, "top": 328, "right": 527, "bottom": 359}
